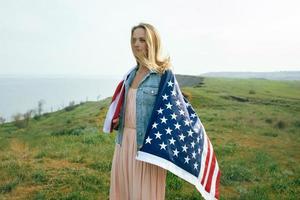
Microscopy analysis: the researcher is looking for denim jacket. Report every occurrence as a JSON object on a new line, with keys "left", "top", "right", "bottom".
{"left": 115, "top": 65, "right": 162, "bottom": 151}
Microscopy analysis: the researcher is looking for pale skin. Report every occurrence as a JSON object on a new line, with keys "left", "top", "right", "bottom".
{"left": 112, "top": 27, "right": 149, "bottom": 129}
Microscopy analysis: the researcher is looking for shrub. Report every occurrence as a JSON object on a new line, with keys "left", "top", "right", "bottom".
{"left": 50, "top": 126, "right": 86, "bottom": 136}
{"left": 275, "top": 120, "right": 286, "bottom": 129}
{"left": 0, "top": 180, "right": 18, "bottom": 194}
{"left": 249, "top": 89, "right": 256, "bottom": 94}
{"left": 12, "top": 113, "right": 27, "bottom": 128}
{"left": 0, "top": 116, "right": 6, "bottom": 124}
{"left": 65, "top": 101, "right": 78, "bottom": 111}
{"left": 23, "top": 109, "right": 34, "bottom": 125}
{"left": 265, "top": 118, "right": 273, "bottom": 124}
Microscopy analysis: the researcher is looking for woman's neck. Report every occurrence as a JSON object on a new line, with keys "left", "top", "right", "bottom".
{"left": 137, "top": 65, "right": 149, "bottom": 74}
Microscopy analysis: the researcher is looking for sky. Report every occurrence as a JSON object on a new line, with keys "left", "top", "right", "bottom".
{"left": 0, "top": 0, "right": 300, "bottom": 76}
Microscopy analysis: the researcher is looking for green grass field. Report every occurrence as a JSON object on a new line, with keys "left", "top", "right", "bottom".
{"left": 0, "top": 77, "right": 299, "bottom": 200}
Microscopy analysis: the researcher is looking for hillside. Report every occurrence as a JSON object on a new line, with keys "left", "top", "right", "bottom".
{"left": 201, "top": 71, "right": 300, "bottom": 80}
{"left": 0, "top": 77, "right": 299, "bottom": 199}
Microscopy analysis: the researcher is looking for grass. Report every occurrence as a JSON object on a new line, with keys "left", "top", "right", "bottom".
{"left": 0, "top": 77, "right": 299, "bottom": 199}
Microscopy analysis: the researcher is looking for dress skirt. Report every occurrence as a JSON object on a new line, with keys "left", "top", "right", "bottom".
{"left": 109, "top": 87, "right": 167, "bottom": 200}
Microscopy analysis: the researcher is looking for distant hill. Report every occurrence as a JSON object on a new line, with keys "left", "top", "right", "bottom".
{"left": 175, "top": 74, "right": 204, "bottom": 87}
{"left": 201, "top": 71, "right": 300, "bottom": 80}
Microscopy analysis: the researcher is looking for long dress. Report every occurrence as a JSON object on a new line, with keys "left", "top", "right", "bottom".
{"left": 109, "top": 87, "right": 167, "bottom": 200}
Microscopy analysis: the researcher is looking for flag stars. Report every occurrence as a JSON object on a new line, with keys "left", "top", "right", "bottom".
{"left": 190, "top": 113, "right": 197, "bottom": 118}
{"left": 162, "top": 94, "right": 169, "bottom": 100}
{"left": 179, "top": 109, "right": 185, "bottom": 115}
{"left": 192, "top": 151, "right": 197, "bottom": 159}
{"left": 194, "top": 162, "right": 198, "bottom": 170}
{"left": 165, "top": 102, "right": 173, "bottom": 109}
{"left": 184, "top": 156, "right": 190, "bottom": 164}
{"left": 188, "top": 129, "right": 194, "bottom": 137}
{"left": 184, "top": 119, "right": 190, "bottom": 126}
{"left": 182, "top": 144, "right": 188, "bottom": 152}
{"left": 145, "top": 136, "right": 152, "bottom": 144}
{"left": 175, "top": 100, "right": 181, "bottom": 107}
{"left": 185, "top": 102, "right": 191, "bottom": 107}
{"left": 179, "top": 133, "right": 186, "bottom": 141}
{"left": 191, "top": 141, "right": 196, "bottom": 148}
{"left": 197, "top": 136, "right": 200, "bottom": 143}
{"left": 165, "top": 127, "right": 173, "bottom": 135}
{"left": 171, "top": 90, "right": 177, "bottom": 96}
{"left": 157, "top": 108, "right": 164, "bottom": 114}
{"left": 154, "top": 131, "right": 162, "bottom": 139}
{"left": 171, "top": 113, "right": 177, "bottom": 120}
{"left": 160, "top": 116, "right": 167, "bottom": 124}
{"left": 159, "top": 142, "right": 167, "bottom": 150}
{"left": 169, "top": 137, "right": 176, "bottom": 145}
{"left": 167, "top": 80, "right": 174, "bottom": 87}
{"left": 198, "top": 147, "right": 201, "bottom": 154}
{"left": 174, "top": 122, "right": 181, "bottom": 130}
{"left": 152, "top": 122, "right": 158, "bottom": 129}
{"left": 173, "top": 148, "right": 179, "bottom": 157}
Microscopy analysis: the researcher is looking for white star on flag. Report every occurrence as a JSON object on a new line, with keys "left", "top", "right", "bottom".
{"left": 173, "top": 148, "right": 179, "bottom": 157}
{"left": 159, "top": 142, "right": 167, "bottom": 150}
{"left": 165, "top": 127, "right": 172, "bottom": 135}
{"left": 167, "top": 80, "right": 174, "bottom": 87}
{"left": 174, "top": 122, "right": 181, "bottom": 130}
{"left": 182, "top": 144, "right": 188, "bottom": 152}
{"left": 162, "top": 94, "right": 169, "bottom": 100}
{"left": 154, "top": 131, "right": 162, "bottom": 139}
{"left": 169, "top": 137, "right": 176, "bottom": 145}
{"left": 165, "top": 102, "right": 173, "bottom": 109}
{"left": 157, "top": 108, "right": 164, "bottom": 114}
{"left": 184, "top": 156, "right": 190, "bottom": 164}
{"left": 179, "top": 133, "right": 186, "bottom": 141}
{"left": 171, "top": 113, "right": 177, "bottom": 120}
{"left": 160, "top": 116, "right": 167, "bottom": 124}
{"left": 152, "top": 122, "right": 158, "bottom": 129}
{"left": 145, "top": 136, "right": 152, "bottom": 144}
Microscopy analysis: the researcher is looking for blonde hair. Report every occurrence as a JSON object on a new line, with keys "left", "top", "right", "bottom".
{"left": 131, "top": 23, "right": 171, "bottom": 74}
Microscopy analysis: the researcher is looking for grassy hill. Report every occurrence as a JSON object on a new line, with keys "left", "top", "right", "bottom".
{"left": 0, "top": 77, "right": 299, "bottom": 200}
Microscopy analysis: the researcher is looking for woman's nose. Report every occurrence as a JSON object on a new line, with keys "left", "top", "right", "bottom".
{"left": 134, "top": 40, "right": 140, "bottom": 47}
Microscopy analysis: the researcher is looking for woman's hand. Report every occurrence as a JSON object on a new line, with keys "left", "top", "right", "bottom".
{"left": 112, "top": 118, "right": 119, "bottom": 130}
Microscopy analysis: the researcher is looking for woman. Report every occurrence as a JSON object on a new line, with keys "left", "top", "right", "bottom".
{"left": 109, "top": 23, "right": 171, "bottom": 200}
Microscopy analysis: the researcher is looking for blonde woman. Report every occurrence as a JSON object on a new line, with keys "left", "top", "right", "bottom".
{"left": 109, "top": 23, "right": 171, "bottom": 200}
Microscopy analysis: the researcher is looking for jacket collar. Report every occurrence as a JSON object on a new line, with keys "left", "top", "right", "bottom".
{"left": 134, "top": 64, "right": 158, "bottom": 74}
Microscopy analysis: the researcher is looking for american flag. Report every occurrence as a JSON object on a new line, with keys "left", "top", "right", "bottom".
{"left": 136, "top": 70, "right": 221, "bottom": 200}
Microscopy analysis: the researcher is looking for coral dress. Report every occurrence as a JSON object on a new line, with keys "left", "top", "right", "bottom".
{"left": 109, "top": 87, "right": 167, "bottom": 200}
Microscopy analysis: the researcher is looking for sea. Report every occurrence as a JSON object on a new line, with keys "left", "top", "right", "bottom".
{"left": 0, "top": 75, "right": 120, "bottom": 122}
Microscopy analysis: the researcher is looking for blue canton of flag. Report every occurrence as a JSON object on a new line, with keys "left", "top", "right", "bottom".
{"left": 136, "top": 70, "right": 220, "bottom": 200}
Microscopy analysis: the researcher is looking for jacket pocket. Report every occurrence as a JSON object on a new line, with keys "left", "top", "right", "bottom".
{"left": 142, "top": 87, "right": 158, "bottom": 95}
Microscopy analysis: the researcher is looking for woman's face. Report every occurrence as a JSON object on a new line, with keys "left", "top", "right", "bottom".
{"left": 132, "top": 28, "right": 148, "bottom": 56}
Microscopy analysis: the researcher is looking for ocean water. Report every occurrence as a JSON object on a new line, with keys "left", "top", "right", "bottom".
{"left": 0, "top": 76, "right": 120, "bottom": 122}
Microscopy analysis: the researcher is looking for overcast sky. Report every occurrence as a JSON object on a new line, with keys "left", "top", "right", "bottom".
{"left": 0, "top": 0, "right": 299, "bottom": 76}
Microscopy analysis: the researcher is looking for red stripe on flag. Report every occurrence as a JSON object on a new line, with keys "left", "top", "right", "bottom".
{"left": 110, "top": 89, "right": 125, "bottom": 131}
{"left": 201, "top": 137, "right": 211, "bottom": 185}
{"left": 111, "top": 80, "right": 124, "bottom": 102}
{"left": 215, "top": 169, "right": 221, "bottom": 199}
{"left": 204, "top": 153, "right": 216, "bottom": 192}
